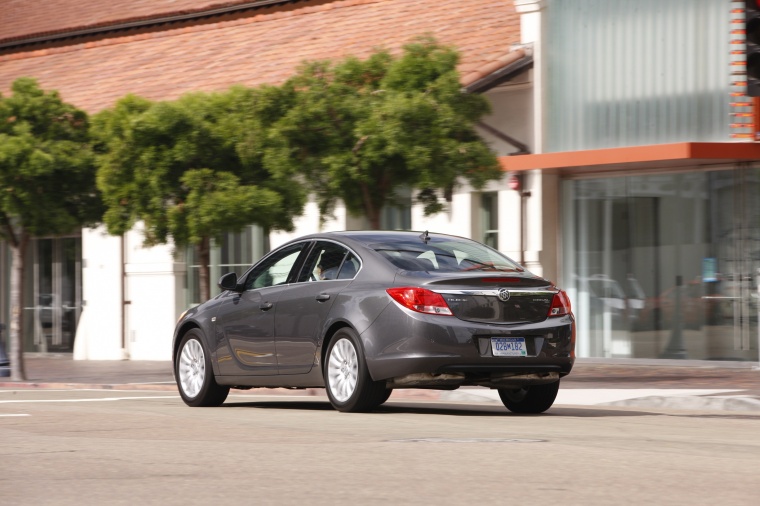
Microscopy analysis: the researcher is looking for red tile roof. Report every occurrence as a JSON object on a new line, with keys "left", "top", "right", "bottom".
{"left": 1, "top": 0, "right": 267, "bottom": 43}
{"left": 0, "top": 0, "right": 522, "bottom": 113}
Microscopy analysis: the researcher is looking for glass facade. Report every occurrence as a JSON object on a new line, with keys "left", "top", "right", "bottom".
{"left": 19, "top": 237, "right": 82, "bottom": 353}
{"left": 186, "top": 225, "right": 267, "bottom": 305}
{"left": 480, "top": 192, "right": 499, "bottom": 249}
{"left": 0, "top": 237, "right": 83, "bottom": 353}
{"left": 380, "top": 187, "right": 412, "bottom": 231}
{"left": 545, "top": 0, "right": 731, "bottom": 151}
{"left": 0, "top": 242, "right": 8, "bottom": 353}
{"left": 563, "top": 166, "right": 760, "bottom": 362}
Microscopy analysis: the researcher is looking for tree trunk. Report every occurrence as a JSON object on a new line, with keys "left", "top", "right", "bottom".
{"left": 9, "top": 233, "right": 29, "bottom": 381}
{"left": 359, "top": 182, "right": 382, "bottom": 230}
{"left": 198, "top": 236, "right": 211, "bottom": 302}
{"left": 368, "top": 209, "right": 381, "bottom": 230}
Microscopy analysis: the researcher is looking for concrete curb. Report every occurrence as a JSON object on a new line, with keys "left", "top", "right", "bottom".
{"left": 439, "top": 388, "right": 760, "bottom": 413}
{"left": 0, "top": 382, "right": 178, "bottom": 391}
{"left": 605, "top": 395, "right": 760, "bottom": 412}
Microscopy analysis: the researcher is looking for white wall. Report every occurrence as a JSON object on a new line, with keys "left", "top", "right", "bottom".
{"left": 73, "top": 226, "right": 124, "bottom": 360}
{"left": 497, "top": 183, "right": 523, "bottom": 260}
{"left": 411, "top": 188, "right": 471, "bottom": 237}
{"left": 123, "top": 224, "right": 182, "bottom": 361}
{"left": 477, "top": 81, "right": 555, "bottom": 278}
{"left": 479, "top": 81, "right": 534, "bottom": 155}
{"left": 74, "top": 223, "right": 183, "bottom": 361}
{"left": 270, "top": 198, "right": 350, "bottom": 249}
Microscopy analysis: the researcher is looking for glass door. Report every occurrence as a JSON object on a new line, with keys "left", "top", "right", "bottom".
{"left": 23, "top": 237, "right": 82, "bottom": 353}
{"left": 700, "top": 168, "right": 759, "bottom": 361}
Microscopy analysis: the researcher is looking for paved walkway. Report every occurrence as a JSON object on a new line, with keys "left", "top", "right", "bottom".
{"left": 2, "top": 355, "right": 760, "bottom": 413}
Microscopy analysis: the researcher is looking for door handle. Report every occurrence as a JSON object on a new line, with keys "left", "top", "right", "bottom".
{"left": 316, "top": 293, "right": 330, "bottom": 302}
{"left": 259, "top": 302, "right": 273, "bottom": 311}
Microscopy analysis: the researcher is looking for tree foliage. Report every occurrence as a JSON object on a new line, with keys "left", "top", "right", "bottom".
{"left": 265, "top": 36, "right": 502, "bottom": 228}
{"left": 0, "top": 77, "right": 101, "bottom": 380}
{"left": 0, "top": 78, "right": 102, "bottom": 239}
{"left": 94, "top": 87, "right": 306, "bottom": 300}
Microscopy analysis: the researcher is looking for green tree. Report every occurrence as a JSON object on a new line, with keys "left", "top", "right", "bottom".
{"left": 0, "top": 78, "right": 101, "bottom": 381}
{"left": 265, "top": 36, "right": 502, "bottom": 228}
{"left": 94, "top": 87, "right": 305, "bottom": 302}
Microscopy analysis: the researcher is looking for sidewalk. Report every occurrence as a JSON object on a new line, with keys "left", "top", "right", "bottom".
{"left": 2, "top": 355, "right": 760, "bottom": 413}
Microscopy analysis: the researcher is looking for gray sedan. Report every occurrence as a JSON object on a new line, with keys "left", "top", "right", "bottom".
{"left": 172, "top": 231, "right": 575, "bottom": 413}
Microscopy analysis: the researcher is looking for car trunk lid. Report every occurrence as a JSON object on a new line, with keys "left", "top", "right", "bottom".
{"left": 421, "top": 274, "right": 557, "bottom": 324}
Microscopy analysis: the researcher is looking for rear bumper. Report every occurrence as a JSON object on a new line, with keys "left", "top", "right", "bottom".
{"left": 360, "top": 302, "right": 575, "bottom": 387}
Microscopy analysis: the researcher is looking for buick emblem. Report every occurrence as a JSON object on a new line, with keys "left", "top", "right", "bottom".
{"left": 498, "top": 288, "right": 510, "bottom": 301}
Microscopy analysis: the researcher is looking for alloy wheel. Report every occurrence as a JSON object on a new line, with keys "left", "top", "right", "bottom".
{"left": 178, "top": 338, "right": 206, "bottom": 399}
{"left": 327, "top": 337, "right": 359, "bottom": 402}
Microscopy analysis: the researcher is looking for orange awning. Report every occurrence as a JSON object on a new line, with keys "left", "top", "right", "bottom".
{"left": 499, "top": 142, "right": 760, "bottom": 175}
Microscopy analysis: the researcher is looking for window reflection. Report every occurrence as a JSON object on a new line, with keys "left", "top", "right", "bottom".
{"left": 565, "top": 169, "right": 759, "bottom": 362}
{"left": 186, "top": 225, "right": 266, "bottom": 304}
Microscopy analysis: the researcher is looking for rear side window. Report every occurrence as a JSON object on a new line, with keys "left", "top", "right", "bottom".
{"left": 337, "top": 253, "right": 360, "bottom": 280}
{"left": 298, "top": 241, "right": 349, "bottom": 282}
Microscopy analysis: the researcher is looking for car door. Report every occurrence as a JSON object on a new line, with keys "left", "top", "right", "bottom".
{"left": 274, "top": 241, "right": 361, "bottom": 375}
{"left": 215, "top": 242, "right": 310, "bottom": 376}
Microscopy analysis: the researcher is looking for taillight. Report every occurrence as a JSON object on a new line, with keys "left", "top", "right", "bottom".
{"left": 386, "top": 287, "right": 453, "bottom": 316}
{"left": 548, "top": 290, "right": 572, "bottom": 317}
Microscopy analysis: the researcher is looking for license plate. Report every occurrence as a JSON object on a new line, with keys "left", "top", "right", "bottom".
{"left": 491, "top": 337, "right": 527, "bottom": 357}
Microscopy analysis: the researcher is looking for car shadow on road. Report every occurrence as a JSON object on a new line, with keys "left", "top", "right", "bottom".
{"left": 379, "top": 402, "right": 656, "bottom": 417}
{"left": 220, "top": 399, "right": 656, "bottom": 417}
{"left": 222, "top": 400, "right": 335, "bottom": 411}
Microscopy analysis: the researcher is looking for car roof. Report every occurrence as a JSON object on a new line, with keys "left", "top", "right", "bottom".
{"left": 324, "top": 230, "right": 470, "bottom": 246}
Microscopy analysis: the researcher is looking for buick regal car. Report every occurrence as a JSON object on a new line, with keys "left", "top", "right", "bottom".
{"left": 172, "top": 231, "right": 575, "bottom": 413}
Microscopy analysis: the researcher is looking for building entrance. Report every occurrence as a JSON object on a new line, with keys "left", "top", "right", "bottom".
{"left": 564, "top": 166, "right": 759, "bottom": 362}
{"left": 22, "top": 237, "right": 82, "bottom": 353}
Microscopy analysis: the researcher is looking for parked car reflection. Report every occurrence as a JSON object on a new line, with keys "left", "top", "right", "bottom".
{"left": 578, "top": 274, "right": 645, "bottom": 330}
{"left": 634, "top": 276, "right": 737, "bottom": 331}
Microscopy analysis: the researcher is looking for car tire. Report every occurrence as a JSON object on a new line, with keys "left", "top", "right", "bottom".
{"left": 176, "top": 329, "right": 229, "bottom": 407}
{"left": 324, "top": 328, "right": 388, "bottom": 412}
{"left": 376, "top": 388, "right": 393, "bottom": 406}
{"left": 498, "top": 380, "right": 560, "bottom": 414}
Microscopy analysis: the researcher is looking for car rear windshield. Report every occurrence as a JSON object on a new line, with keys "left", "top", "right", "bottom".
{"left": 371, "top": 237, "right": 524, "bottom": 273}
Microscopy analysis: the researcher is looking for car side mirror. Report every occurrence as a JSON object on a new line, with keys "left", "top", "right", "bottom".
{"left": 218, "top": 272, "right": 241, "bottom": 292}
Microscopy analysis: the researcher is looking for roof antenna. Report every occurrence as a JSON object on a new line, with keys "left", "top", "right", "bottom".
{"left": 419, "top": 230, "right": 430, "bottom": 244}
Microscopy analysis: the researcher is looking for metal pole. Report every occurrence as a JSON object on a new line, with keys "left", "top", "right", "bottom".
{"left": 0, "top": 323, "right": 9, "bottom": 377}
{"left": 756, "top": 268, "right": 760, "bottom": 369}
{"left": 661, "top": 275, "right": 686, "bottom": 359}
{"left": 519, "top": 173, "right": 532, "bottom": 268}
{"left": 520, "top": 190, "right": 526, "bottom": 266}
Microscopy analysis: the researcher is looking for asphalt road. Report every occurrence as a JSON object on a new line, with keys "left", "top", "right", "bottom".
{"left": 1, "top": 389, "right": 758, "bottom": 506}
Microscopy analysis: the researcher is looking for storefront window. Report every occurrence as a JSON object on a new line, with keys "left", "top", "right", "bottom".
{"left": 186, "top": 225, "right": 267, "bottom": 305}
{"left": 563, "top": 168, "right": 760, "bottom": 362}
{"left": 380, "top": 188, "right": 412, "bottom": 231}
{"left": 480, "top": 192, "right": 499, "bottom": 249}
{"left": 18, "top": 237, "right": 82, "bottom": 352}
{"left": 0, "top": 241, "right": 8, "bottom": 352}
